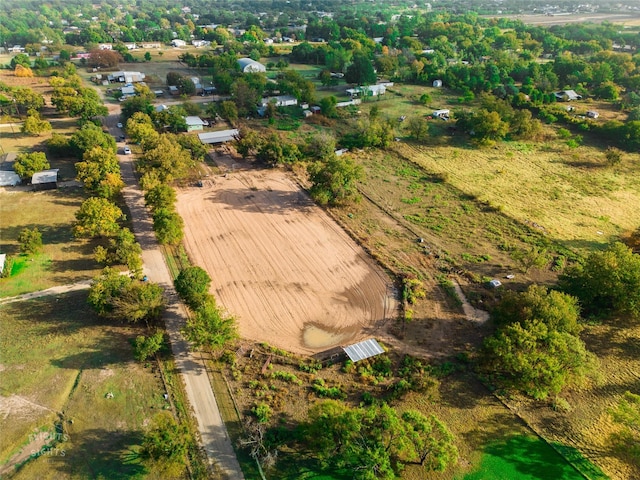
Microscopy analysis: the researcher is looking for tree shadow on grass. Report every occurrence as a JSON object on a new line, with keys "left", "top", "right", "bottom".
{"left": 463, "top": 411, "right": 529, "bottom": 448}
{"left": 43, "top": 428, "right": 147, "bottom": 480}
{"left": 0, "top": 223, "right": 75, "bottom": 247}
{"left": 50, "top": 328, "right": 136, "bottom": 371}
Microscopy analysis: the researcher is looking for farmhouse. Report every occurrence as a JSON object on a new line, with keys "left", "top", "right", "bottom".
{"left": 198, "top": 129, "right": 239, "bottom": 144}
{"left": 238, "top": 58, "right": 266, "bottom": 73}
{"left": 31, "top": 169, "right": 58, "bottom": 190}
{"left": 346, "top": 84, "right": 387, "bottom": 97}
{"left": 185, "top": 116, "right": 205, "bottom": 132}
{"left": 554, "top": 90, "right": 582, "bottom": 101}
{"left": 108, "top": 71, "right": 146, "bottom": 83}
{"left": 260, "top": 95, "right": 298, "bottom": 107}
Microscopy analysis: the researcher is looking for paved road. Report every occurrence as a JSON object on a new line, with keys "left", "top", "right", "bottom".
{"left": 105, "top": 115, "right": 244, "bottom": 479}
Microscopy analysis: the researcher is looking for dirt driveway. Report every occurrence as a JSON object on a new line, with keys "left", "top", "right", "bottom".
{"left": 176, "top": 161, "right": 397, "bottom": 355}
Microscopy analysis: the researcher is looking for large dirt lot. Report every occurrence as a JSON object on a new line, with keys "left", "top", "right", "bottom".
{"left": 176, "top": 158, "right": 397, "bottom": 355}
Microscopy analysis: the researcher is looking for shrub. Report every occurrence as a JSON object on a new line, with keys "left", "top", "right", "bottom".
{"left": 272, "top": 371, "right": 302, "bottom": 385}
{"left": 133, "top": 330, "right": 165, "bottom": 361}
{"left": 18, "top": 227, "right": 43, "bottom": 255}
{"left": 252, "top": 402, "right": 272, "bottom": 423}
{"left": 312, "top": 380, "right": 346, "bottom": 400}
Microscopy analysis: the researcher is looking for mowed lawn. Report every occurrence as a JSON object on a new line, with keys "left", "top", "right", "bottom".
{"left": 0, "top": 291, "right": 167, "bottom": 478}
{"left": 460, "top": 436, "right": 590, "bottom": 480}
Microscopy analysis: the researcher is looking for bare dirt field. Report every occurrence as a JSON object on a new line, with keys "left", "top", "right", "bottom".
{"left": 176, "top": 158, "right": 397, "bottom": 355}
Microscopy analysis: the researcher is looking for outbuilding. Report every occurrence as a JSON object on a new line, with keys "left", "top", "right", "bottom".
{"left": 432, "top": 109, "right": 450, "bottom": 119}
{"left": 238, "top": 58, "right": 266, "bottom": 73}
{"left": 198, "top": 129, "right": 240, "bottom": 145}
{"left": 0, "top": 170, "right": 21, "bottom": 187}
{"left": 31, "top": 169, "right": 59, "bottom": 191}
{"left": 185, "top": 116, "right": 205, "bottom": 132}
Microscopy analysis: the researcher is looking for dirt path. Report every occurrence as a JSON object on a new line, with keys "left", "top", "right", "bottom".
{"left": 106, "top": 114, "right": 244, "bottom": 479}
{"left": 0, "top": 279, "right": 93, "bottom": 305}
{"left": 452, "top": 280, "right": 489, "bottom": 324}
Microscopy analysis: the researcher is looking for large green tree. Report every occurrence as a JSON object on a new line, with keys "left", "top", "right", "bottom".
{"left": 482, "top": 319, "right": 598, "bottom": 400}
{"left": 88, "top": 267, "right": 164, "bottom": 323}
{"left": 560, "top": 242, "right": 640, "bottom": 320}
{"left": 302, "top": 401, "right": 457, "bottom": 479}
{"left": 308, "top": 154, "right": 363, "bottom": 206}
{"left": 491, "top": 285, "right": 583, "bottom": 335}
{"left": 345, "top": 53, "right": 377, "bottom": 85}
{"left": 401, "top": 410, "right": 458, "bottom": 471}
{"left": 182, "top": 298, "right": 238, "bottom": 350}
{"left": 75, "top": 146, "right": 123, "bottom": 198}
{"left": 152, "top": 208, "right": 184, "bottom": 245}
{"left": 74, "top": 197, "right": 123, "bottom": 238}
{"left": 94, "top": 227, "right": 143, "bottom": 275}
{"left": 174, "top": 266, "right": 211, "bottom": 310}
{"left": 139, "top": 135, "right": 192, "bottom": 183}
{"left": 13, "top": 152, "right": 49, "bottom": 179}
{"left": 69, "top": 123, "right": 117, "bottom": 158}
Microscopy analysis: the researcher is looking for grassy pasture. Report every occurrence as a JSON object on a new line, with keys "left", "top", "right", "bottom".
{"left": 0, "top": 188, "right": 102, "bottom": 298}
{"left": 0, "top": 291, "right": 167, "bottom": 478}
{"left": 392, "top": 140, "right": 640, "bottom": 251}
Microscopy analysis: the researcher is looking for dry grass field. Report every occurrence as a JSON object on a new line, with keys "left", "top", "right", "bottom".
{"left": 491, "top": 12, "right": 640, "bottom": 27}
{"left": 0, "top": 292, "right": 166, "bottom": 479}
{"left": 391, "top": 140, "right": 640, "bottom": 251}
{"left": 176, "top": 157, "right": 397, "bottom": 355}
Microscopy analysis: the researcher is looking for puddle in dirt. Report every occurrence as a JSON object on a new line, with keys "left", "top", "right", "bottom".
{"left": 302, "top": 324, "right": 354, "bottom": 349}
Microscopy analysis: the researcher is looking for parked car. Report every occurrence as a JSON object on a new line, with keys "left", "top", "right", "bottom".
{"left": 116, "top": 122, "right": 123, "bottom": 128}
{"left": 123, "top": 146, "right": 131, "bottom": 155}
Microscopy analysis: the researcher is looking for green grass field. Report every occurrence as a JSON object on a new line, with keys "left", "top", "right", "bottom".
{"left": 460, "top": 436, "right": 589, "bottom": 480}
{"left": 0, "top": 188, "right": 102, "bottom": 298}
{"left": 0, "top": 291, "right": 166, "bottom": 478}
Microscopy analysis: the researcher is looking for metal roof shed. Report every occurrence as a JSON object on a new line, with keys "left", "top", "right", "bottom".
{"left": 0, "top": 170, "right": 20, "bottom": 186}
{"left": 343, "top": 338, "right": 385, "bottom": 363}
{"left": 32, "top": 169, "right": 59, "bottom": 190}
{"left": 198, "top": 129, "right": 239, "bottom": 145}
